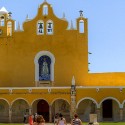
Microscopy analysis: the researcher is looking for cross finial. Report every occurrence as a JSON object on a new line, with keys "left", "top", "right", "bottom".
{"left": 79, "top": 10, "right": 83, "bottom": 17}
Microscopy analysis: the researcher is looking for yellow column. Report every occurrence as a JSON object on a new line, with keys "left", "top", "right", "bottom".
{"left": 49, "top": 105, "right": 52, "bottom": 122}
{"left": 9, "top": 106, "right": 12, "bottom": 123}
{"left": 120, "top": 108, "right": 123, "bottom": 121}
{"left": 29, "top": 106, "right": 32, "bottom": 115}
{"left": 96, "top": 108, "right": 101, "bottom": 122}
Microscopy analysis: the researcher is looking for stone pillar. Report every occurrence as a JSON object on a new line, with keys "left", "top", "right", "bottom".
{"left": 120, "top": 108, "right": 123, "bottom": 121}
{"left": 9, "top": 106, "right": 12, "bottom": 123}
{"left": 70, "top": 88, "right": 76, "bottom": 119}
{"left": 29, "top": 106, "right": 32, "bottom": 115}
{"left": 96, "top": 108, "right": 101, "bottom": 122}
{"left": 49, "top": 105, "right": 52, "bottom": 122}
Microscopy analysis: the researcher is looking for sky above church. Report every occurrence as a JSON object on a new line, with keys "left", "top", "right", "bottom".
{"left": 0, "top": 0, "right": 125, "bottom": 73}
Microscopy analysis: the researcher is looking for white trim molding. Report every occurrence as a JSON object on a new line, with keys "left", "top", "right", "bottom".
{"left": 34, "top": 51, "right": 55, "bottom": 86}
{"left": 98, "top": 97, "right": 122, "bottom": 108}
{"left": 76, "top": 97, "right": 98, "bottom": 109}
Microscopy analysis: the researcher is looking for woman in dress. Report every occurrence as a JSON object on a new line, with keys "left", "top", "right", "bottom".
{"left": 57, "top": 114, "right": 67, "bottom": 125}
{"left": 29, "top": 115, "right": 33, "bottom": 125}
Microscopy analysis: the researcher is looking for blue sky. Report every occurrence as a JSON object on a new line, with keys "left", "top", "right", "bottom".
{"left": 0, "top": 0, "right": 125, "bottom": 73}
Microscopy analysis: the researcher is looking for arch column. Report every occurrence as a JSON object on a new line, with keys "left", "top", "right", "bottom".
{"left": 49, "top": 105, "right": 52, "bottom": 122}
{"left": 119, "top": 108, "right": 123, "bottom": 121}
{"left": 29, "top": 106, "right": 32, "bottom": 115}
{"left": 9, "top": 105, "right": 12, "bottom": 123}
{"left": 96, "top": 108, "right": 101, "bottom": 122}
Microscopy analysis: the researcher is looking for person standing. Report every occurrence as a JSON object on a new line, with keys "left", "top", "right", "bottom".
{"left": 33, "top": 115, "right": 45, "bottom": 125}
{"left": 23, "top": 113, "right": 27, "bottom": 123}
{"left": 71, "top": 114, "right": 82, "bottom": 125}
{"left": 57, "top": 113, "right": 67, "bottom": 125}
{"left": 29, "top": 115, "right": 33, "bottom": 125}
{"left": 54, "top": 113, "right": 59, "bottom": 125}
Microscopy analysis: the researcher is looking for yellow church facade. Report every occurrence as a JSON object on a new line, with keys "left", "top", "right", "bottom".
{"left": 0, "top": 0, "right": 125, "bottom": 123}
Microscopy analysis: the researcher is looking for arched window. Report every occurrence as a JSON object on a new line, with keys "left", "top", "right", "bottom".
{"left": 43, "top": 5, "right": 48, "bottom": 16}
{"left": 34, "top": 51, "right": 55, "bottom": 86}
{"left": 38, "top": 55, "right": 51, "bottom": 81}
{"left": 0, "top": 15, "right": 4, "bottom": 26}
{"left": 79, "top": 20, "right": 84, "bottom": 33}
{"left": 47, "top": 20, "right": 53, "bottom": 35}
{"left": 7, "top": 21, "right": 12, "bottom": 36}
{"left": 37, "top": 21, "right": 44, "bottom": 35}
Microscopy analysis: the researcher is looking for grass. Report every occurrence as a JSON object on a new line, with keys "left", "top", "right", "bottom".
{"left": 83, "top": 122, "right": 125, "bottom": 125}
{"left": 0, "top": 124, "right": 24, "bottom": 125}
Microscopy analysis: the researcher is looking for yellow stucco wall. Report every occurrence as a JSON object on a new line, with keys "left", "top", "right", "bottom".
{"left": 0, "top": 1, "right": 125, "bottom": 108}
{"left": 0, "top": 2, "right": 88, "bottom": 87}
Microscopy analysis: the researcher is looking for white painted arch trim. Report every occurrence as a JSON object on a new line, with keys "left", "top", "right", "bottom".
{"left": 51, "top": 98, "right": 70, "bottom": 106}
{"left": 34, "top": 51, "right": 55, "bottom": 83}
{"left": 11, "top": 98, "right": 30, "bottom": 107}
{"left": 76, "top": 97, "right": 99, "bottom": 109}
{"left": 98, "top": 97, "right": 122, "bottom": 108}
{"left": 31, "top": 98, "right": 49, "bottom": 106}
{"left": 121, "top": 100, "right": 125, "bottom": 108}
{"left": 0, "top": 98, "right": 10, "bottom": 106}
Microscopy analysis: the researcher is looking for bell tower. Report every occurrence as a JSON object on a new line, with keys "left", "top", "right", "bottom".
{"left": 0, "top": 7, "right": 15, "bottom": 37}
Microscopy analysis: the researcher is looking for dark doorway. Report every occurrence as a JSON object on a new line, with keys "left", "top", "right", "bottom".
{"left": 102, "top": 99, "right": 112, "bottom": 119}
{"left": 37, "top": 99, "right": 49, "bottom": 122}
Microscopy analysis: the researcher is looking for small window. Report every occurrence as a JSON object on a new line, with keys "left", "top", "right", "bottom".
{"left": 0, "top": 16, "right": 4, "bottom": 26}
{"left": 43, "top": 5, "right": 48, "bottom": 16}
{"left": 79, "top": 20, "right": 84, "bottom": 33}
{"left": 37, "top": 21, "right": 44, "bottom": 35}
{"left": 47, "top": 21, "right": 53, "bottom": 35}
{"left": 7, "top": 21, "right": 12, "bottom": 36}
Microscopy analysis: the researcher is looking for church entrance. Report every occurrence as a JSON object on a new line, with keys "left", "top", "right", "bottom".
{"left": 37, "top": 99, "right": 49, "bottom": 122}
{"left": 102, "top": 99, "right": 112, "bottom": 120}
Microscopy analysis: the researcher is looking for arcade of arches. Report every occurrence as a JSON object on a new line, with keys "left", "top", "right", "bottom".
{"left": 1, "top": 96, "right": 125, "bottom": 123}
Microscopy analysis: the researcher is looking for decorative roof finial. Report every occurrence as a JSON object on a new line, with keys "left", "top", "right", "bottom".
{"left": 63, "top": 12, "right": 65, "bottom": 19}
{"left": 8, "top": 12, "right": 12, "bottom": 19}
{"left": 17, "top": 22, "right": 21, "bottom": 31}
{"left": 79, "top": 10, "right": 83, "bottom": 17}
{"left": 70, "top": 20, "right": 74, "bottom": 30}
{"left": 26, "top": 14, "right": 29, "bottom": 20}
{"left": 72, "top": 76, "right": 75, "bottom": 85}
{"left": 44, "top": 0, "right": 47, "bottom": 2}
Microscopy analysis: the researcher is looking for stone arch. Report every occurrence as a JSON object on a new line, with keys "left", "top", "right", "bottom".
{"left": 31, "top": 98, "right": 49, "bottom": 122}
{"left": 0, "top": 98, "right": 10, "bottom": 106}
{"left": 11, "top": 98, "right": 29, "bottom": 123}
{"left": 99, "top": 97, "right": 121, "bottom": 122}
{"left": 0, "top": 98, "right": 10, "bottom": 122}
{"left": 11, "top": 98, "right": 30, "bottom": 106}
{"left": 76, "top": 97, "right": 98, "bottom": 122}
{"left": 51, "top": 98, "right": 70, "bottom": 105}
{"left": 76, "top": 97, "right": 98, "bottom": 109}
{"left": 51, "top": 98, "right": 70, "bottom": 122}
{"left": 99, "top": 97, "right": 121, "bottom": 108}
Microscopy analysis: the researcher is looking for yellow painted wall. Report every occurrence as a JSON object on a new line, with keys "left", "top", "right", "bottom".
{"left": 0, "top": 1, "right": 125, "bottom": 88}
{"left": 0, "top": 2, "right": 88, "bottom": 87}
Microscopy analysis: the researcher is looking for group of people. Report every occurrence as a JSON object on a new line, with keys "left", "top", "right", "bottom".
{"left": 29, "top": 114, "right": 45, "bottom": 125}
{"left": 54, "top": 113, "right": 82, "bottom": 125}
{"left": 24, "top": 113, "right": 82, "bottom": 125}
